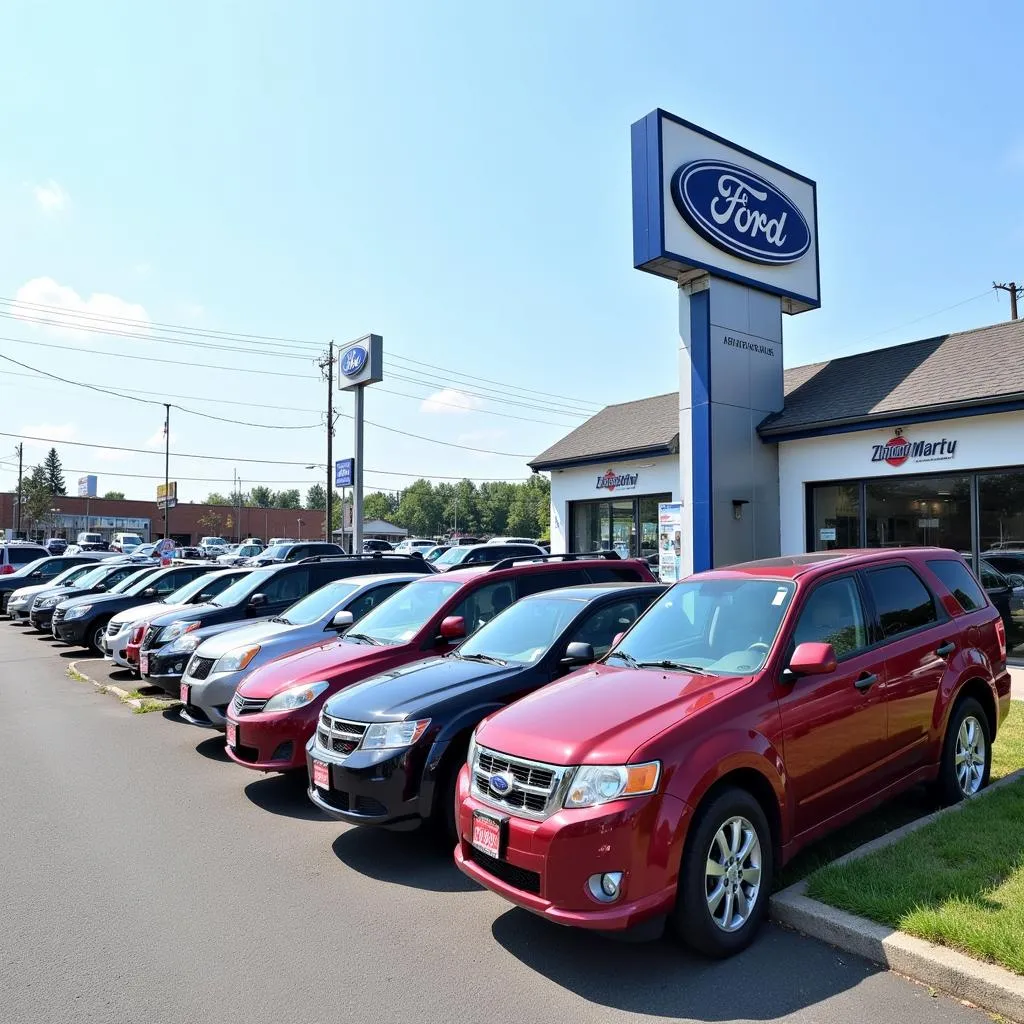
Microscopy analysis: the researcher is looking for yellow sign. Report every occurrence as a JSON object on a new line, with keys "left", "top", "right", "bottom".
{"left": 156, "top": 481, "right": 178, "bottom": 508}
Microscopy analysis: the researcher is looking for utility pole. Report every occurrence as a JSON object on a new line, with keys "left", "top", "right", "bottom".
{"left": 318, "top": 342, "right": 335, "bottom": 543}
{"left": 15, "top": 442, "right": 23, "bottom": 537}
{"left": 993, "top": 281, "right": 1022, "bottom": 320}
{"left": 163, "top": 404, "right": 171, "bottom": 540}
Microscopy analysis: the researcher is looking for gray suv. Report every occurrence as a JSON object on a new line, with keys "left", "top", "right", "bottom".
{"left": 179, "top": 572, "right": 420, "bottom": 728}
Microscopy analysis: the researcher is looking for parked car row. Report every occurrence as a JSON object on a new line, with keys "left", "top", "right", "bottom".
{"left": 5, "top": 544, "right": 1012, "bottom": 959}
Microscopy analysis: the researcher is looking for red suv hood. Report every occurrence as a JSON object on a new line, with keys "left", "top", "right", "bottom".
{"left": 475, "top": 662, "right": 747, "bottom": 766}
{"left": 237, "top": 638, "right": 414, "bottom": 699}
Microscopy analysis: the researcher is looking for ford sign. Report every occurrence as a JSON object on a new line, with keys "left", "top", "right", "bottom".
{"left": 670, "top": 160, "right": 811, "bottom": 265}
{"left": 340, "top": 345, "right": 368, "bottom": 378}
{"left": 489, "top": 773, "right": 512, "bottom": 796}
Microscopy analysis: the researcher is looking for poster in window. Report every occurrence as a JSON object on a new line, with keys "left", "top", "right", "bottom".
{"left": 657, "top": 503, "right": 683, "bottom": 584}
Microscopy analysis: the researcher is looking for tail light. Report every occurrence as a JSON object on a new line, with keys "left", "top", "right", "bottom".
{"left": 130, "top": 625, "right": 145, "bottom": 644}
{"left": 0, "top": 564, "right": 13, "bottom": 575}
{"left": 995, "top": 618, "right": 1007, "bottom": 662}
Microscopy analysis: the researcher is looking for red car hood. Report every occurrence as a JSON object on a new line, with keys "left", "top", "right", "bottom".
{"left": 237, "top": 638, "right": 413, "bottom": 699}
{"left": 475, "top": 662, "right": 747, "bottom": 766}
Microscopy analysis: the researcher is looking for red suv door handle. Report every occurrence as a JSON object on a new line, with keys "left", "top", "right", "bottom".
{"left": 935, "top": 641, "right": 956, "bottom": 657}
{"left": 854, "top": 673, "right": 878, "bottom": 692}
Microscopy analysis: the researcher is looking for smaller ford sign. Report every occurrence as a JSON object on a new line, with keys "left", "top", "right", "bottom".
{"left": 670, "top": 160, "right": 811, "bottom": 265}
{"left": 340, "top": 345, "right": 368, "bottom": 378}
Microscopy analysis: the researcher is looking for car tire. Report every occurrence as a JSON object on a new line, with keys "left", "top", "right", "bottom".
{"left": 431, "top": 748, "right": 466, "bottom": 846}
{"left": 673, "top": 786, "right": 773, "bottom": 959}
{"left": 89, "top": 620, "right": 109, "bottom": 655}
{"left": 937, "top": 696, "right": 992, "bottom": 806}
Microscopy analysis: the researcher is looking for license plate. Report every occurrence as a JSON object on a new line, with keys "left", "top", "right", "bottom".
{"left": 312, "top": 760, "right": 330, "bottom": 790}
{"left": 226, "top": 722, "right": 237, "bottom": 747}
{"left": 472, "top": 811, "right": 505, "bottom": 859}
{"left": 180, "top": 683, "right": 190, "bottom": 705}
{"left": 140, "top": 653, "right": 149, "bottom": 675}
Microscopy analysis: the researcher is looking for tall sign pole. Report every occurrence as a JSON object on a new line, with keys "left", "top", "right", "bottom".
{"left": 163, "top": 404, "right": 171, "bottom": 540}
{"left": 337, "top": 334, "right": 383, "bottom": 556}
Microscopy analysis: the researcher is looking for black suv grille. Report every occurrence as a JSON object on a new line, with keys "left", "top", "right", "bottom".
{"left": 315, "top": 788, "right": 387, "bottom": 817}
{"left": 188, "top": 656, "right": 215, "bottom": 681}
{"left": 317, "top": 715, "right": 367, "bottom": 757}
{"left": 467, "top": 847, "right": 541, "bottom": 895}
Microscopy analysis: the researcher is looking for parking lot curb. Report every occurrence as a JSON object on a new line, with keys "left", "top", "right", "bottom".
{"left": 770, "top": 770, "right": 1024, "bottom": 1023}
{"left": 67, "top": 660, "right": 145, "bottom": 710}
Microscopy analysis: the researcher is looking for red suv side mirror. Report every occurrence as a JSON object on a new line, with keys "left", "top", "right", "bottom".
{"left": 438, "top": 615, "right": 466, "bottom": 641}
{"left": 788, "top": 642, "right": 837, "bottom": 676}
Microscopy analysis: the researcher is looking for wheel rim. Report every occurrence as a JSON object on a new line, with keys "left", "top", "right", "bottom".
{"left": 955, "top": 715, "right": 986, "bottom": 796}
{"left": 705, "top": 815, "right": 762, "bottom": 932}
{"left": 93, "top": 626, "right": 104, "bottom": 650}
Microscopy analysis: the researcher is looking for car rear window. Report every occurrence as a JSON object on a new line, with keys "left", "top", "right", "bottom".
{"left": 926, "top": 559, "right": 987, "bottom": 613}
{"left": 864, "top": 565, "right": 940, "bottom": 638}
{"left": 8, "top": 547, "right": 47, "bottom": 564}
{"left": 586, "top": 565, "right": 645, "bottom": 583}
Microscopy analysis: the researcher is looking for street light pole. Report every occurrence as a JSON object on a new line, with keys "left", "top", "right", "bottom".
{"left": 163, "top": 403, "right": 171, "bottom": 541}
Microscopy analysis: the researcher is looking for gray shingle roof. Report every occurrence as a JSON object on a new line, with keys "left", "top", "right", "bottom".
{"left": 762, "top": 319, "right": 1024, "bottom": 436}
{"left": 529, "top": 392, "right": 679, "bottom": 470}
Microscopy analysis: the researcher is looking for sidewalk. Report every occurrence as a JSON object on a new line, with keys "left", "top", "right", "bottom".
{"left": 1012, "top": 665, "right": 1024, "bottom": 701}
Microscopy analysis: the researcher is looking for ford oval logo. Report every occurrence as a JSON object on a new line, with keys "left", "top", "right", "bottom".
{"left": 670, "top": 160, "right": 811, "bottom": 265}
{"left": 489, "top": 773, "right": 512, "bottom": 796}
{"left": 340, "top": 345, "right": 368, "bottom": 378}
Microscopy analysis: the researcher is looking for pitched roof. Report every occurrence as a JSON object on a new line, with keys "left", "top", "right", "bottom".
{"left": 529, "top": 392, "right": 679, "bottom": 470}
{"left": 762, "top": 319, "right": 1024, "bottom": 437}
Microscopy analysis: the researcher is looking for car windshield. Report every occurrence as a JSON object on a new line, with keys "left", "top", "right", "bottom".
{"left": 50, "top": 564, "right": 94, "bottom": 586}
{"left": 346, "top": 579, "right": 463, "bottom": 644}
{"left": 457, "top": 596, "right": 582, "bottom": 664}
{"left": 113, "top": 569, "right": 157, "bottom": 594}
{"left": 135, "top": 544, "right": 156, "bottom": 556}
{"left": 15, "top": 557, "right": 50, "bottom": 575}
{"left": 72, "top": 565, "right": 114, "bottom": 588}
{"left": 208, "top": 568, "right": 275, "bottom": 607}
{"left": 281, "top": 581, "right": 361, "bottom": 626}
{"left": 82, "top": 535, "right": 103, "bottom": 544}
{"left": 608, "top": 577, "right": 795, "bottom": 676}
{"left": 164, "top": 571, "right": 242, "bottom": 605}
{"left": 261, "top": 544, "right": 290, "bottom": 559}
{"left": 121, "top": 537, "right": 141, "bottom": 548}
{"left": 434, "top": 546, "right": 471, "bottom": 567}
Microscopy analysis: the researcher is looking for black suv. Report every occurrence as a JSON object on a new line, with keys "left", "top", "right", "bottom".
{"left": 431, "top": 542, "right": 544, "bottom": 571}
{"left": 307, "top": 581, "right": 665, "bottom": 838}
{"left": 53, "top": 562, "right": 213, "bottom": 652}
{"left": 139, "top": 553, "right": 436, "bottom": 692}
{"left": 29, "top": 560, "right": 154, "bottom": 632}
{"left": 247, "top": 541, "right": 345, "bottom": 566}
{"left": 0, "top": 554, "right": 99, "bottom": 615}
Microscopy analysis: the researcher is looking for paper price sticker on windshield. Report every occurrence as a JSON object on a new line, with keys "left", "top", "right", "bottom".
{"left": 772, "top": 588, "right": 788, "bottom": 606}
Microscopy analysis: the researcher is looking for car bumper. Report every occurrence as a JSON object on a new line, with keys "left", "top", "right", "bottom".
{"left": 305, "top": 742, "right": 428, "bottom": 830}
{"left": 55, "top": 618, "right": 91, "bottom": 646}
{"left": 224, "top": 703, "right": 321, "bottom": 772}
{"left": 141, "top": 647, "right": 191, "bottom": 692}
{"left": 29, "top": 608, "right": 55, "bottom": 630}
{"left": 103, "top": 629, "right": 132, "bottom": 665}
{"left": 183, "top": 671, "right": 243, "bottom": 729}
{"left": 453, "top": 769, "right": 690, "bottom": 931}
{"left": 8, "top": 599, "right": 31, "bottom": 620}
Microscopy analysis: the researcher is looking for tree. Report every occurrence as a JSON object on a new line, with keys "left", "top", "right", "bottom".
{"left": 249, "top": 485, "right": 274, "bottom": 508}
{"left": 197, "top": 509, "right": 223, "bottom": 536}
{"left": 204, "top": 492, "right": 229, "bottom": 505}
{"left": 22, "top": 465, "right": 55, "bottom": 532}
{"left": 228, "top": 489, "right": 249, "bottom": 507}
{"left": 396, "top": 480, "right": 444, "bottom": 538}
{"left": 274, "top": 489, "right": 301, "bottom": 510}
{"left": 102, "top": 490, "right": 125, "bottom": 500}
{"left": 44, "top": 448, "right": 66, "bottom": 496}
{"left": 363, "top": 491, "right": 398, "bottom": 522}
{"left": 305, "top": 483, "right": 327, "bottom": 510}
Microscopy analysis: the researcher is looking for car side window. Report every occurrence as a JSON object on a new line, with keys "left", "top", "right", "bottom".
{"left": 260, "top": 569, "right": 311, "bottom": 603}
{"left": 792, "top": 577, "right": 869, "bottom": 659}
{"left": 516, "top": 569, "right": 584, "bottom": 596}
{"left": 864, "top": 566, "right": 940, "bottom": 640}
{"left": 346, "top": 583, "right": 406, "bottom": 622}
{"left": 286, "top": 546, "right": 306, "bottom": 561}
{"left": 926, "top": 560, "right": 987, "bottom": 612}
{"left": 449, "top": 582, "right": 516, "bottom": 635}
{"left": 152, "top": 573, "right": 183, "bottom": 595}
{"left": 586, "top": 566, "right": 642, "bottom": 583}
{"left": 567, "top": 599, "right": 646, "bottom": 659}
{"left": 979, "top": 563, "right": 1006, "bottom": 590}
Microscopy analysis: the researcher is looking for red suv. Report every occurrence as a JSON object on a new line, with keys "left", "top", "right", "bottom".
{"left": 455, "top": 549, "right": 1012, "bottom": 957}
{"left": 225, "top": 554, "right": 655, "bottom": 773}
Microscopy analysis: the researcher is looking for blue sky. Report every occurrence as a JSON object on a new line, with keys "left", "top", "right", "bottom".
{"left": 2, "top": 0, "right": 1021, "bottom": 503}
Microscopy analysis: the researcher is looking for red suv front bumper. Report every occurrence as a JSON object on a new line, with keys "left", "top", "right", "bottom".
{"left": 225, "top": 700, "right": 321, "bottom": 772}
{"left": 453, "top": 766, "right": 691, "bottom": 930}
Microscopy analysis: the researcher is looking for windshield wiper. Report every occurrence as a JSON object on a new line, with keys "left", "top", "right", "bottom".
{"left": 269, "top": 616, "right": 291, "bottom": 625}
{"left": 456, "top": 652, "right": 507, "bottom": 666}
{"left": 345, "top": 632, "right": 381, "bottom": 646}
{"left": 605, "top": 650, "right": 639, "bottom": 668}
{"left": 637, "top": 660, "right": 711, "bottom": 675}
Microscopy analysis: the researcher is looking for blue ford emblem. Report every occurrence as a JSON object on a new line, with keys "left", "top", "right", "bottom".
{"left": 340, "top": 345, "right": 368, "bottom": 377}
{"left": 489, "top": 773, "right": 512, "bottom": 796}
{"left": 670, "top": 160, "right": 811, "bottom": 265}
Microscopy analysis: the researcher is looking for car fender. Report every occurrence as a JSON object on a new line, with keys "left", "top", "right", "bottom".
{"left": 934, "top": 646, "right": 1002, "bottom": 742}
{"left": 661, "top": 727, "right": 788, "bottom": 848}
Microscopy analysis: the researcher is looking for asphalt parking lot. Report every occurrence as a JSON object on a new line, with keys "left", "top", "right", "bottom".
{"left": 0, "top": 624, "right": 997, "bottom": 1024}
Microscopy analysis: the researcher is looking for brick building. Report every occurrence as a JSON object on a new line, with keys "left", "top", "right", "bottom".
{"left": 0, "top": 492, "right": 328, "bottom": 546}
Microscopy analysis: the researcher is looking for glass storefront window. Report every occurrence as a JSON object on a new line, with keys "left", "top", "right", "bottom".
{"left": 810, "top": 484, "right": 860, "bottom": 551}
{"left": 866, "top": 474, "right": 971, "bottom": 552}
{"left": 570, "top": 494, "right": 671, "bottom": 558}
{"left": 638, "top": 496, "right": 662, "bottom": 562}
{"left": 979, "top": 471, "right": 1024, "bottom": 556}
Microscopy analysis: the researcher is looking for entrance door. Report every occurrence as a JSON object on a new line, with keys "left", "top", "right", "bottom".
{"left": 610, "top": 501, "right": 636, "bottom": 558}
{"left": 865, "top": 474, "right": 971, "bottom": 551}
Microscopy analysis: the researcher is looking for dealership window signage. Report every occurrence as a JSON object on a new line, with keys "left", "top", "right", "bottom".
{"left": 871, "top": 427, "right": 958, "bottom": 468}
{"left": 631, "top": 109, "right": 820, "bottom": 313}
{"left": 595, "top": 469, "right": 639, "bottom": 493}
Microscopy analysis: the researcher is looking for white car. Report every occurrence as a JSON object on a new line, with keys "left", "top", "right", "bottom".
{"left": 394, "top": 538, "right": 435, "bottom": 554}
{"left": 102, "top": 567, "right": 251, "bottom": 671}
{"left": 6, "top": 561, "right": 100, "bottom": 622}
{"left": 198, "top": 537, "right": 229, "bottom": 559}
{"left": 486, "top": 536, "right": 538, "bottom": 545}
{"left": 217, "top": 543, "right": 262, "bottom": 565}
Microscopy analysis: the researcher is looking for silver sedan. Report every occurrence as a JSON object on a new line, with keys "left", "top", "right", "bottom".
{"left": 179, "top": 573, "right": 420, "bottom": 729}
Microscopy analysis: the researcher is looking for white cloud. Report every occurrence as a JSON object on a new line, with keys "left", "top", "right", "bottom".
{"left": 21, "top": 422, "right": 78, "bottom": 443}
{"left": 420, "top": 388, "right": 485, "bottom": 414}
{"left": 145, "top": 426, "right": 172, "bottom": 447}
{"left": 12, "top": 276, "right": 150, "bottom": 340}
{"left": 93, "top": 447, "right": 131, "bottom": 463}
{"left": 33, "top": 180, "right": 69, "bottom": 214}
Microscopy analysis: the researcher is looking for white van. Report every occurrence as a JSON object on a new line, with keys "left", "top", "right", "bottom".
{"left": 111, "top": 532, "right": 143, "bottom": 552}
{"left": 76, "top": 532, "right": 107, "bottom": 551}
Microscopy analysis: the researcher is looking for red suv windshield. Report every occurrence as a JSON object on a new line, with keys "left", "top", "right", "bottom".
{"left": 346, "top": 578, "right": 463, "bottom": 644}
{"left": 608, "top": 577, "right": 795, "bottom": 675}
